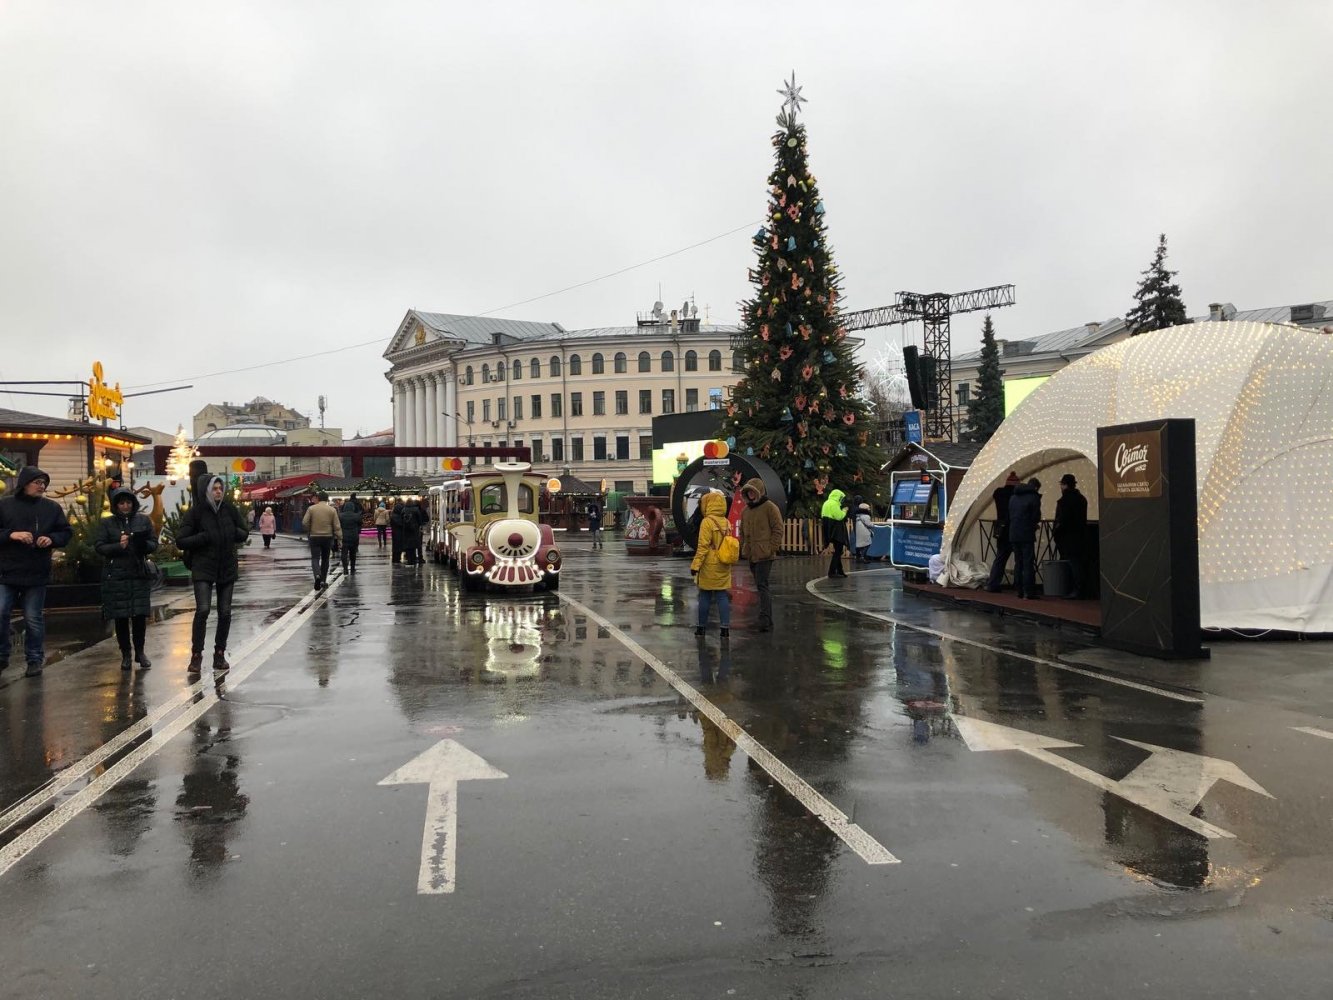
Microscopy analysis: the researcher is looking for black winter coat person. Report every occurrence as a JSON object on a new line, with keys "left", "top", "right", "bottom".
{"left": 0, "top": 466, "right": 73, "bottom": 587}
{"left": 1008, "top": 481, "right": 1042, "bottom": 544}
{"left": 337, "top": 498, "right": 364, "bottom": 546}
{"left": 94, "top": 488, "right": 159, "bottom": 619}
{"left": 398, "top": 501, "right": 424, "bottom": 549}
{"left": 175, "top": 475, "right": 250, "bottom": 583}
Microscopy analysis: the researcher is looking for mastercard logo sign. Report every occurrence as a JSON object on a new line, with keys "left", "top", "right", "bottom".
{"left": 702, "top": 440, "right": 730, "bottom": 460}
{"left": 441, "top": 458, "right": 464, "bottom": 471}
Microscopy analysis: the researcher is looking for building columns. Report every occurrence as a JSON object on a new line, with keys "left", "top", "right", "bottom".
{"left": 444, "top": 375, "right": 458, "bottom": 447}
{"left": 393, "top": 380, "right": 407, "bottom": 476}
{"left": 413, "top": 376, "right": 428, "bottom": 476}
{"left": 424, "top": 375, "right": 439, "bottom": 457}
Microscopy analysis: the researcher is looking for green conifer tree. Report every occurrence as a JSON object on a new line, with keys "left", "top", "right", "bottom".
{"left": 1126, "top": 234, "right": 1188, "bottom": 335}
{"left": 965, "top": 314, "right": 1005, "bottom": 443}
{"left": 723, "top": 77, "right": 885, "bottom": 514}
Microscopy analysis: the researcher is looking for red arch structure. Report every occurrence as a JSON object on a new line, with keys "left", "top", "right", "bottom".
{"left": 152, "top": 445, "right": 531, "bottom": 478}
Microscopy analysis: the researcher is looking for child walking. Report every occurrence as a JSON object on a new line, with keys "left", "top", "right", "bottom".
{"left": 690, "top": 493, "right": 733, "bottom": 638}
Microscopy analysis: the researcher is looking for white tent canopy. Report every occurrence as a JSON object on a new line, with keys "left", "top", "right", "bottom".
{"left": 942, "top": 320, "right": 1333, "bottom": 633}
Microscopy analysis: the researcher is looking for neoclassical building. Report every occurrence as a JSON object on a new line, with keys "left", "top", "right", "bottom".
{"left": 383, "top": 308, "right": 742, "bottom": 493}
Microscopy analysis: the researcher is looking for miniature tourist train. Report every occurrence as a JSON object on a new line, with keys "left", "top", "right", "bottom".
{"left": 427, "top": 462, "right": 561, "bottom": 592}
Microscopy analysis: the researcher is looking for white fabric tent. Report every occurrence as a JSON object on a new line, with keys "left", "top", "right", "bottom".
{"left": 942, "top": 320, "right": 1333, "bottom": 633}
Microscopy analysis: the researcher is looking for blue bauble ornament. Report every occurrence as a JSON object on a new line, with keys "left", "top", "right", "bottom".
{"left": 836, "top": 443, "right": 847, "bottom": 457}
{"left": 812, "top": 240, "right": 820, "bottom": 249}
{"left": 780, "top": 407, "right": 793, "bottom": 421}
{"left": 746, "top": 447, "right": 754, "bottom": 456}
{"left": 822, "top": 350, "right": 835, "bottom": 363}
{"left": 804, "top": 458, "right": 815, "bottom": 469}
{"left": 725, "top": 436, "right": 736, "bottom": 448}
{"left": 784, "top": 322, "right": 793, "bottom": 336}
{"left": 754, "top": 227, "right": 766, "bottom": 241}
{"left": 786, "top": 236, "right": 796, "bottom": 251}
{"left": 814, "top": 201, "right": 826, "bottom": 215}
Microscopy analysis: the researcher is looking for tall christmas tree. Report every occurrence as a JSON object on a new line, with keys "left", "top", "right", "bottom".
{"left": 723, "top": 76, "right": 883, "bottom": 515}
{"left": 1125, "top": 234, "right": 1188, "bottom": 335}
{"left": 964, "top": 314, "right": 1005, "bottom": 443}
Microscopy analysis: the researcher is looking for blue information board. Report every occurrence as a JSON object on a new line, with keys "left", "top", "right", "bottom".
{"left": 893, "top": 479, "right": 934, "bottom": 505}
{"left": 891, "top": 524, "right": 943, "bottom": 568}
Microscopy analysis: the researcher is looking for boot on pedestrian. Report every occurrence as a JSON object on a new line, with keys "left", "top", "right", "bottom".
{"left": 187, "top": 651, "right": 203, "bottom": 675}
{"left": 120, "top": 646, "right": 133, "bottom": 671}
{"left": 213, "top": 649, "right": 230, "bottom": 674}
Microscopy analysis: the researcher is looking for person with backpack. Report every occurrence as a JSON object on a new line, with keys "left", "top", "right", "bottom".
{"left": 739, "top": 477, "right": 783, "bottom": 633}
{"left": 176, "top": 474, "right": 250, "bottom": 675}
{"left": 338, "top": 495, "right": 364, "bottom": 574}
{"left": 690, "top": 492, "right": 735, "bottom": 638}
{"left": 94, "top": 486, "right": 160, "bottom": 671}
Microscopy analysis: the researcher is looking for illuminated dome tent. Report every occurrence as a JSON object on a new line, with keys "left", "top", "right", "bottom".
{"left": 941, "top": 320, "right": 1333, "bottom": 633}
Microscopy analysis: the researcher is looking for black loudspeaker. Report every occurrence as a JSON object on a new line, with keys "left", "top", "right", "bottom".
{"left": 902, "top": 346, "right": 926, "bottom": 410}
{"left": 919, "top": 354, "right": 939, "bottom": 411}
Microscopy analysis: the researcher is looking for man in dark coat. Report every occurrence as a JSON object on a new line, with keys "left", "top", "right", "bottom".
{"left": 0, "top": 466, "right": 72, "bottom": 676}
{"left": 95, "top": 487, "right": 160, "bottom": 670}
{"left": 986, "top": 471, "right": 1020, "bottom": 593}
{"left": 338, "top": 495, "right": 364, "bottom": 574}
{"left": 1053, "top": 473, "right": 1089, "bottom": 597}
{"left": 1008, "top": 478, "right": 1043, "bottom": 599}
{"left": 399, "top": 498, "right": 425, "bottom": 566}
{"left": 176, "top": 474, "right": 249, "bottom": 675}
{"left": 390, "top": 499, "right": 404, "bottom": 564}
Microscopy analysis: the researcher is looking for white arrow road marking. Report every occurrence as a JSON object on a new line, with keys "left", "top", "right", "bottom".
{"left": 379, "top": 740, "right": 508, "bottom": 894}
{"left": 1113, "top": 737, "right": 1273, "bottom": 816}
{"left": 954, "top": 717, "right": 1269, "bottom": 840}
{"left": 559, "top": 594, "right": 899, "bottom": 865}
{"left": 1292, "top": 726, "right": 1333, "bottom": 741}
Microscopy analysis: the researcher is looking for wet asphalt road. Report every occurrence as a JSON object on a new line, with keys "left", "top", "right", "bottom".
{"left": 2, "top": 534, "right": 1333, "bottom": 999}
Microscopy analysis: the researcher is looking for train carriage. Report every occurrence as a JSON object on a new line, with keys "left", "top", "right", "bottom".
{"left": 441, "top": 462, "right": 561, "bottom": 592}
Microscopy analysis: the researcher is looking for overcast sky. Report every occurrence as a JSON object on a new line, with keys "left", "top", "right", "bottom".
{"left": 2, "top": 1, "right": 1329, "bottom": 438}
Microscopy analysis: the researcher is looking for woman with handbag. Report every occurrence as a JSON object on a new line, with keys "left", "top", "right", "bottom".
{"left": 689, "top": 492, "right": 733, "bottom": 638}
{"left": 95, "top": 487, "right": 160, "bottom": 671}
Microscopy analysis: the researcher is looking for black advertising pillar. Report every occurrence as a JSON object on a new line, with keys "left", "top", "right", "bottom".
{"left": 1097, "top": 418, "right": 1209, "bottom": 659}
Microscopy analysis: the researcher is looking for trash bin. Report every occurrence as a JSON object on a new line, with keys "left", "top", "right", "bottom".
{"left": 1041, "top": 560, "right": 1074, "bottom": 598}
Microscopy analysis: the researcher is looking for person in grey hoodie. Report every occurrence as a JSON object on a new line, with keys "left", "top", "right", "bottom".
{"left": 175, "top": 474, "right": 249, "bottom": 675}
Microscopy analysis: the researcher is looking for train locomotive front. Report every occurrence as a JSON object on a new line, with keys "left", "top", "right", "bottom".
{"left": 453, "top": 462, "right": 561, "bottom": 592}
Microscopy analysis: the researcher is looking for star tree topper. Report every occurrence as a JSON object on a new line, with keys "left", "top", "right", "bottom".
{"left": 776, "top": 71, "right": 807, "bottom": 129}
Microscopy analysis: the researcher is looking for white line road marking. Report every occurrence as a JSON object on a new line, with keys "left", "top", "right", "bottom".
{"left": 806, "top": 573, "right": 1203, "bottom": 705}
{"left": 955, "top": 716, "right": 1270, "bottom": 840}
{"left": 379, "top": 740, "right": 508, "bottom": 894}
{"left": 559, "top": 594, "right": 899, "bottom": 866}
{"left": 0, "top": 577, "right": 345, "bottom": 881}
{"left": 1293, "top": 726, "right": 1333, "bottom": 741}
{"left": 0, "top": 583, "right": 331, "bottom": 838}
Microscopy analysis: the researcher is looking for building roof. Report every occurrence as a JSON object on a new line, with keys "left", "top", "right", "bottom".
{"left": 883, "top": 440, "right": 983, "bottom": 472}
{"left": 953, "top": 299, "right": 1333, "bottom": 365}
{"left": 0, "top": 407, "right": 151, "bottom": 443}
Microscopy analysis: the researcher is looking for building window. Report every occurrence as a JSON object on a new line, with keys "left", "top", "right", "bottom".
{"left": 497, "top": 398, "right": 507, "bottom": 420}
{"left": 512, "top": 360, "right": 522, "bottom": 381}
{"left": 569, "top": 354, "right": 582, "bottom": 376}
{"left": 551, "top": 394, "right": 563, "bottom": 418}
{"left": 591, "top": 353, "right": 605, "bottom": 375}
{"left": 684, "top": 350, "right": 698, "bottom": 372}
{"left": 466, "top": 400, "right": 475, "bottom": 423}
{"left": 638, "top": 351, "right": 651, "bottom": 373}
{"left": 614, "top": 480, "right": 634, "bottom": 493}
{"left": 465, "top": 366, "right": 474, "bottom": 385}
{"left": 639, "top": 389, "right": 652, "bottom": 414}
{"left": 639, "top": 435, "right": 653, "bottom": 461}
{"left": 731, "top": 351, "right": 742, "bottom": 372}
{"left": 614, "top": 390, "right": 628, "bottom": 415}
{"left": 685, "top": 388, "right": 699, "bottom": 412}
{"left": 550, "top": 355, "right": 562, "bottom": 378}
{"left": 571, "top": 436, "right": 584, "bottom": 462}
{"left": 481, "top": 363, "right": 490, "bottom": 383}
{"left": 615, "top": 435, "right": 630, "bottom": 460}
{"left": 513, "top": 396, "right": 523, "bottom": 420}
{"left": 552, "top": 437, "right": 564, "bottom": 462}
{"left": 593, "top": 391, "right": 605, "bottom": 416}
{"left": 709, "top": 387, "right": 723, "bottom": 411}
{"left": 570, "top": 392, "right": 583, "bottom": 417}
{"left": 661, "top": 350, "right": 674, "bottom": 372}
{"left": 956, "top": 383, "right": 971, "bottom": 405}
{"left": 614, "top": 352, "right": 627, "bottom": 374}
{"left": 708, "top": 350, "right": 722, "bottom": 372}
{"left": 483, "top": 399, "right": 492, "bottom": 422}
{"left": 531, "top": 394, "right": 542, "bottom": 419}
{"left": 662, "top": 389, "right": 675, "bottom": 414}
{"left": 530, "top": 358, "right": 540, "bottom": 379}
{"left": 512, "top": 438, "right": 524, "bottom": 456}
{"left": 593, "top": 437, "right": 607, "bottom": 461}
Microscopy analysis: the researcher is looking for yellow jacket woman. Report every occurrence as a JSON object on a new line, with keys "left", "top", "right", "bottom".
{"left": 690, "top": 492, "right": 733, "bottom": 637}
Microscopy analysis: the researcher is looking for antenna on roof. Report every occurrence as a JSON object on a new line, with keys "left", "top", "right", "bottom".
{"left": 652, "top": 301, "right": 664, "bottom": 321}
{"left": 317, "top": 395, "right": 327, "bottom": 429}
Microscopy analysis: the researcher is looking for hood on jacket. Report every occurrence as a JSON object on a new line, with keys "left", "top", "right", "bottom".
{"left": 700, "top": 492, "right": 727, "bottom": 518}
{"left": 108, "top": 487, "right": 140, "bottom": 516}
{"left": 17, "top": 466, "right": 50, "bottom": 493}
{"left": 197, "top": 474, "right": 225, "bottom": 511}
{"left": 741, "top": 477, "right": 767, "bottom": 502}
{"left": 820, "top": 489, "right": 848, "bottom": 519}
{"left": 344, "top": 498, "right": 362, "bottom": 513}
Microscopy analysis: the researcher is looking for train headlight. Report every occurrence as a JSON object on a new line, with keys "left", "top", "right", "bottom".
{"left": 545, "top": 549, "right": 561, "bottom": 567}
{"left": 470, "top": 550, "right": 486, "bottom": 567}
